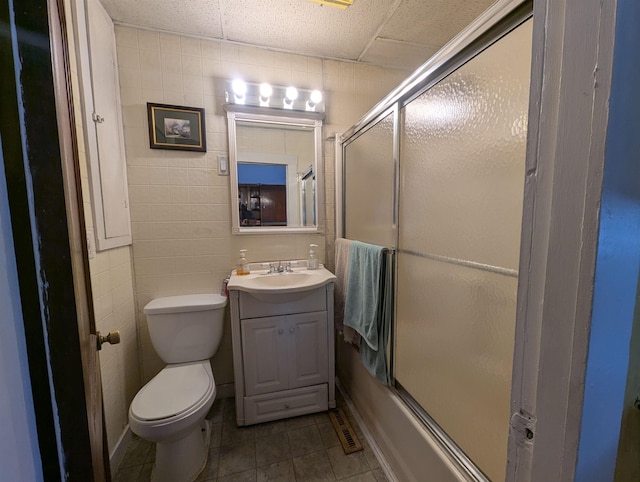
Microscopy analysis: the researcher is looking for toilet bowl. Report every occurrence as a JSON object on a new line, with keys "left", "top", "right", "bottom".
{"left": 129, "top": 362, "right": 216, "bottom": 482}
{"left": 129, "top": 361, "right": 215, "bottom": 443}
{"left": 129, "top": 294, "right": 227, "bottom": 482}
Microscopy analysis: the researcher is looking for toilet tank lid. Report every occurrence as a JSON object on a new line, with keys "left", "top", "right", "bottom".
{"left": 144, "top": 294, "right": 227, "bottom": 314}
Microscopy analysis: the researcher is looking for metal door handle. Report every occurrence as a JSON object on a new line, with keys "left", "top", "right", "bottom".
{"left": 97, "top": 330, "right": 120, "bottom": 350}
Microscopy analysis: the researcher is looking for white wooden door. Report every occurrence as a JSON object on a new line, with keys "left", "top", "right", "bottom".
{"left": 73, "top": 0, "right": 131, "bottom": 250}
{"left": 86, "top": 0, "right": 130, "bottom": 239}
{"left": 242, "top": 316, "right": 289, "bottom": 396}
{"left": 288, "top": 311, "right": 328, "bottom": 390}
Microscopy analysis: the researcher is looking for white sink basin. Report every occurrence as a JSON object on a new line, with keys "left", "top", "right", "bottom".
{"left": 251, "top": 272, "right": 314, "bottom": 288}
{"left": 227, "top": 265, "right": 336, "bottom": 296}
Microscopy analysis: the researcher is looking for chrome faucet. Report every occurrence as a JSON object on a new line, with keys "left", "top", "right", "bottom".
{"left": 269, "top": 261, "right": 293, "bottom": 273}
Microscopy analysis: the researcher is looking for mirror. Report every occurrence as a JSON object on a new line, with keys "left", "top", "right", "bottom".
{"left": 225, "top": 105, "right": 325, "bottom": 234}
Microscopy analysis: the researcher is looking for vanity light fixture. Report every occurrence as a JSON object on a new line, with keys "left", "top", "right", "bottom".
{"left": 283, "top": 86, "right": 298, "bottom": 109}
{"left": 306, "top": 90, "right": 323, "bottom": 111}
{"left": 224, "top": 81, "right": 324, "bottom": 113}
{"left": 259, "top": 83, "right": 273, "bottom": 107}
{"left": 232, "top": 79, "right": 247, "bottom": 104}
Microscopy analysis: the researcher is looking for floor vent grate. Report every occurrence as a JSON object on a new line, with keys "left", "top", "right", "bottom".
{"left": 328, "top": 408, "right": 363, "bottom": 454}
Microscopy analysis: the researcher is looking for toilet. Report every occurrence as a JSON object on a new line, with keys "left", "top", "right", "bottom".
{"left": 128, "top": 293, "right": 227, "bottom": 482}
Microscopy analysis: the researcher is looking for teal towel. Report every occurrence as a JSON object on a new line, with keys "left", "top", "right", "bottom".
{"left": 344, "top": 241, "right": 393, "bottom": 385}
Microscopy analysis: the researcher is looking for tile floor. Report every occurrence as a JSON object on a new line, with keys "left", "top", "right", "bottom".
{"left": 114, "top": 393, "right": 388, "bottom": 482}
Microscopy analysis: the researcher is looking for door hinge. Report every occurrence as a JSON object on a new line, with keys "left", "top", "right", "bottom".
{"left": 92, "top": 112, "right": 105, "bottom": 124}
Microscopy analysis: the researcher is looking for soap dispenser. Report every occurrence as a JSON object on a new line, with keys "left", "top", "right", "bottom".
{"left": 236, "top": 249, "right": 250, "bottom": 275}
{"left": 307, "top": 244, "right": 319, "bottom": 270}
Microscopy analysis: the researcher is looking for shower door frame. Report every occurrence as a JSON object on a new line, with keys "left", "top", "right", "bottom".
{"left": 336, "top": 0, "right": 610, "bottom": 481}
{"left": 337, "top": 0, "right": 623, "bottom": 479}
{"left": 337, "top": 1, "right": 533, "bottom": 480}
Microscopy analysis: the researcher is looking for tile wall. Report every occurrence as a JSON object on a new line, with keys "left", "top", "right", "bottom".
{"left": 113, "top": 25, "right": 409, "bottom": 384}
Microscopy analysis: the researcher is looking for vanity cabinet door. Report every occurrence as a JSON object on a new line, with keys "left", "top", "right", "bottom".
{"left": 242, "top": 316, "right": 289, "bottom": 396}
{"left": 288, "top": 311, "right": 328, "bottom": 390}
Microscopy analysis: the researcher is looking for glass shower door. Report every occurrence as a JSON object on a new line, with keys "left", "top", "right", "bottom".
{"left": 343, "top": 110, "right": 396, "bottom": 247}
{"left": 394, "top": 19, "right": 532, "bottom": 481}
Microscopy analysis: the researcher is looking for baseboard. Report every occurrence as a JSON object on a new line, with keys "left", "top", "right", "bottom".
{"left": 336, "top": 379, "right": 399, "bottom": 482}
{"left": 110, "top": 425, "right": 132, "bottom": 474}
{"left": 216, "top": 382, "right": 235, "bottom": 399}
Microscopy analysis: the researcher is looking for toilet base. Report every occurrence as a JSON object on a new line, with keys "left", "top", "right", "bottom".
{"left": 151, "top": 419, "right": 211, "bottom": 482}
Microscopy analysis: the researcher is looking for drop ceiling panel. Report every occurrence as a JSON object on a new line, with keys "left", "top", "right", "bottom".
{"left": 100, "top": 0, "right": 223, "bottom": 38}
{"left": 222, "top": 0, "right": 397, "bottom": 60}
{"left": 98, "top": 0, "right": 501, "bottom": 71}
{"left": 379, "top": 0, "right": 496, "bottom": 46}
{"left": 360, "top": 38, "right": 439, "bottom": 71}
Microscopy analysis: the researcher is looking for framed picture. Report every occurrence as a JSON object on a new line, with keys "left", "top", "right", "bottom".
{"left": 147, "top": 103, "right": 206, "bottom": 152}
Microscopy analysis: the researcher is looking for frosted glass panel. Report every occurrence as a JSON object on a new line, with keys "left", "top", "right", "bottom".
{"left": 395, "top": 19, "right": 532, "bottom": 482}
{"left": 395, "top": 255, "right": 517, "bottom": 480}
{"left": 344, "top": 112, "right": 395, "bottom": 247}
{"left": 400, "top": 21, "right": 531, "bottom": 270}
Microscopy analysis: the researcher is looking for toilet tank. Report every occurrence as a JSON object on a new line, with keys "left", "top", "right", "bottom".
{"left": 143, "top": 294, "right": 227, "bottom": 364}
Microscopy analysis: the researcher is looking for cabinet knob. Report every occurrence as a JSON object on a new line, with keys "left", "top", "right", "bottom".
{"left": 278, "top": 328, "right": 284, "bottom": 334}
{"left": 289, "top": 327, "right": 295, "bottom": 334}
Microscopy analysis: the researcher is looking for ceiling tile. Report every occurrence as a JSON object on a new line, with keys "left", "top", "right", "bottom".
{"left": 379, "top": 0, "right": 495, "bottom": 47}
{"left": 221, "top": 0, "right": 396, "bottom": 60}
{"left": 360, "top": 38, "right": 439, "bottom": 71}
{"left": 98, "top": 0, "right": 498, "bottom": 72}
{"left": 103, "top": 0, "right": 223, "bottom": 38}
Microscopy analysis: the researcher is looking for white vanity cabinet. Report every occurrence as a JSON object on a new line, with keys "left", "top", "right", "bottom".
{"left": 229, "top": 283, "right": 335, "bottom": 426}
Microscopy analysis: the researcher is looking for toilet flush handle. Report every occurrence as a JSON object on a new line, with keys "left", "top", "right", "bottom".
{"left": 97, "top": 330, "right": 121, "bottom": 350}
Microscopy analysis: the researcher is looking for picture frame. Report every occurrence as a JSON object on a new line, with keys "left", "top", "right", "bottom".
{"left": 147, "top": 103, "right": 206, "bottom": 152}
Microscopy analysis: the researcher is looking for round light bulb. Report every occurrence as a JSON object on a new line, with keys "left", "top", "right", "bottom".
{"left": 232, "top": 79, "right": 247, "bottom": 96}
{"left": 259, "top": 83, "right": 273, "bottom": 98}
{"left": 285, "top": 86, "right": 298, "bottom": 101}
{"left": 310, "top": 90, "right": 323, "bottom": 104}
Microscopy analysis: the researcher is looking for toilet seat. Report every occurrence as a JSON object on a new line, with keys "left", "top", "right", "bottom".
{"left": 130, "top": 361, "right": 214, "bottom": 422}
